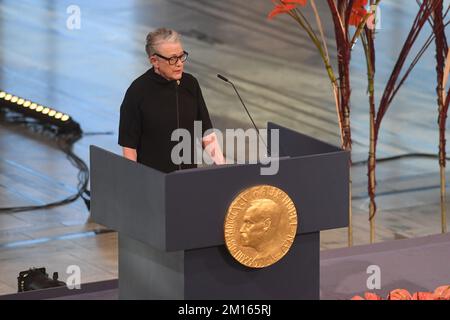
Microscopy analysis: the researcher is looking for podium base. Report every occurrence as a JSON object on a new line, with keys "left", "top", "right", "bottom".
{"left": 119, "top": 233, "right": 319, "bottom": 300}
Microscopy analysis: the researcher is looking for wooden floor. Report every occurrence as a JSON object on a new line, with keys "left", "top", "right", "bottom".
{"left": 0, "top": 0, "right": 449, "bottom": 295}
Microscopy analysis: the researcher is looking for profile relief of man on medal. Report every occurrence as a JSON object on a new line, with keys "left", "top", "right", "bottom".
{"left": 239, "top": 199, "right": 282, "bottom": 254}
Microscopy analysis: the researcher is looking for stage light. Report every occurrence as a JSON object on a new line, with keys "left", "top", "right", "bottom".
{"left": 0, "top": 89, "right": 81, "bottom": 135}
{"left": 1, "top": 89, "right": 89, "bottom": 217}
{"left": 17, "top": 267, "right": 66, "bottom": 292}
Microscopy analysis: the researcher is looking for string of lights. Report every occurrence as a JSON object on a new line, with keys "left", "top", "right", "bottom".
{"left": 0, "top": 89, "right": 90, "bottom": 213}
{"left": 0, "top": 90, "right": 81, "bottom": 135}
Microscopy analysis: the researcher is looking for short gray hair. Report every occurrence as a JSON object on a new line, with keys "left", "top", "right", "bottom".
{"left": 145, "top": 28, "right": 181, "bottom": 57}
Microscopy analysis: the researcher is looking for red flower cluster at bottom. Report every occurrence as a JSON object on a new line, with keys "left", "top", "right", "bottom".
{"left": 351, "top": 285, "right": 450, "bottom": 300}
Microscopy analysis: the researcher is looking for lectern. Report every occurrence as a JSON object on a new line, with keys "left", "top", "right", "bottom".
{"left": 90, "top": 123, "right": 349, "bottom": 299}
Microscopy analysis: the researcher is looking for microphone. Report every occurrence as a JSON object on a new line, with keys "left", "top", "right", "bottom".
{"left": 217, "top": 74, "right": 229, "bottom": 83}
{"left": 217, "top": 74, "right": 268, "bottom": 150}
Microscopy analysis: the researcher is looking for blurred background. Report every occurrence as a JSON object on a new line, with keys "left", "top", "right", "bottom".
{"left": 0, "top": 0, "right": 448, "bottom": 296}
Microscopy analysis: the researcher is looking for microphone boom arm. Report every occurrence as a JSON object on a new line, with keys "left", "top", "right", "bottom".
{"left": 217, "top": 74, "right": 268, "bottom": 151}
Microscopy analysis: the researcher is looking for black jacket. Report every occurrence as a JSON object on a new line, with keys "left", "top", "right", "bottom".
{"left": 118, "top": 68, "right": 213, "bottom": 173}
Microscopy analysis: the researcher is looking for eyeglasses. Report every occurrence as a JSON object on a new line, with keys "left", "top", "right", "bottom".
{"left": 153, "top": 51, "right": 188, "bottom": 65}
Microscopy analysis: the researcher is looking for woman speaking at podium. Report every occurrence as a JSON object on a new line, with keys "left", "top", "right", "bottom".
{"left": 118, "top": 28, "right": 224, "bottom": 173}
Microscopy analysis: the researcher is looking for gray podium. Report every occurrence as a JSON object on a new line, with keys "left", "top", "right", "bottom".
{"left": 90, "top": 123, "right": 349, "bottom": 299}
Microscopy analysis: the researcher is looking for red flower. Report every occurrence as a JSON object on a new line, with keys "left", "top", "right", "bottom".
{"left": 434, "top": 285, "right": 450, "bottom": 300}
{"left": 268, "top": 0, "right": 307, "bottom": 20}
{"left": 364, "top": 292, "right": 383, "bottom": 300}
{"left": 411, "top": 292, "right": 436, "bottom": 300}
{"left": 387, "top": 289, "right": 412, "bottom": 300}
{"left": 283, "top": 0, "right": 307, "bottom": 5}
{"left": 350, "top": 292, "right": 382, "bottom": 300}
{"left": 349, "top": 0, "right": 368, "bottom": 27}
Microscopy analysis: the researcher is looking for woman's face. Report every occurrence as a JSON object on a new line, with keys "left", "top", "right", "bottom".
{"left": 150, "top": 41, "right": 185, "bottom": 81}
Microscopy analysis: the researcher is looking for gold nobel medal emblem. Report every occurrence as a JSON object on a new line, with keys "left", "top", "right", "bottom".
{"left": 224, "top": 185, "right": 298, "bottom": 268}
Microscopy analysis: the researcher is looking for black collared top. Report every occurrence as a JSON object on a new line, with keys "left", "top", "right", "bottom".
{"left": 118, "top": 68, "right": 213, "bottom": 173}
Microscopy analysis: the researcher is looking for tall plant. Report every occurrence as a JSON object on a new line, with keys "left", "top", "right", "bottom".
{"left": 268, "top": 0, "right": 375, "bottom": 246}
{"left": 360, "top": 0, "right": 442, "bottom": 243}
{"left": 432, "top": 1, "right": 449, "bottom": 233}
